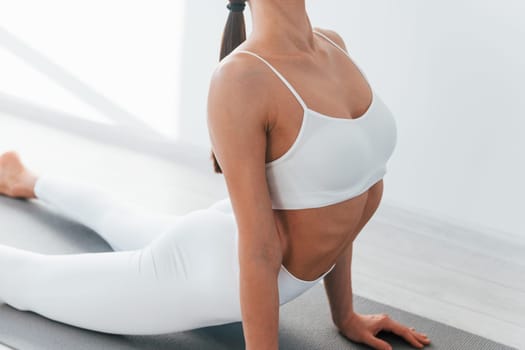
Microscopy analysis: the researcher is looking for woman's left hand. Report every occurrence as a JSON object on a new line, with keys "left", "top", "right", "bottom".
{"left": 336, "top": 311, "right": 431, "bottom": 350}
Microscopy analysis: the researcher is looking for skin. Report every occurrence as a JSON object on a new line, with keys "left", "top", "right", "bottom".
{"left": 0, "top": 151, "right": 37, "bottom": 199}
{"left": 0, "top": 2, "right": 430, "bottom": 348}
{"left": 207, "top": 1, "right": 431, "bottom": 350}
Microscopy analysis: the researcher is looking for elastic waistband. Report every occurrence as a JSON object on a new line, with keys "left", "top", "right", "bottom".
{"left": 280, "top": 263, "right": 336, "bottom": 285}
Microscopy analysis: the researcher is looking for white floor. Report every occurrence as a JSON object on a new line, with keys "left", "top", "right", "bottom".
{"left": 356, "top": 203, "right": 525, "bottom": 349}
{"left": 0, "top": 112, "right": 523, "bottom": 349}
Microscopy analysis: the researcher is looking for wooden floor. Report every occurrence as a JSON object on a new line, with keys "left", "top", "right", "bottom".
{"left": 0, "top": 112, "right": 523, "bottom": 349}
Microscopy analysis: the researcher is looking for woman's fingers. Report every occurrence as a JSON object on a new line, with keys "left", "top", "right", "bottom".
{"left": 414, "top": 332, "right": 431, "bottom": 345}
{"left": 363, "top": 333, "right": 393, "bottom": 350}
{"left": 406, "top": 331, "right": 425, "bottom": 348}
{"left": 409, "top": 327, "right": 431, "bottom": 345}
{"left": 381, "top": 318, "right": 428, "bottom": 348}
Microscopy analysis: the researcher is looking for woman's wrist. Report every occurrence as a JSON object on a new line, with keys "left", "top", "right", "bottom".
{"left": 334, "top": 308, "right": 357, "bottom": 330}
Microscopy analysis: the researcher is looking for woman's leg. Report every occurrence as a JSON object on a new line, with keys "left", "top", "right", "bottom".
{"left": 34, "top": 174, "right": 181, "bottom": 251}
{"left": 1, "top": 151, "right": 181, "bottom": 251}
{"left": 1, "top": 151, "right": 232, "bottom": 251}
{"left": 0, "top": 208, "right": 242, "bottom": 335}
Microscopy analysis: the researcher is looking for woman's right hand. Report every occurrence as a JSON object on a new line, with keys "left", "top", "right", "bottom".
{"left": 337, "top": 311, "right": 431, "bottom": 350}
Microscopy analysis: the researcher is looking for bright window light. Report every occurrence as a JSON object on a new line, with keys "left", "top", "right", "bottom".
{"left": 0, "top": 1, "right": 185, "bottom": 138}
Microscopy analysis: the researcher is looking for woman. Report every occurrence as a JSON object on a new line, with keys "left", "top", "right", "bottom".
{"left": 0, "top": 0, "right": 430, "bottom": 349}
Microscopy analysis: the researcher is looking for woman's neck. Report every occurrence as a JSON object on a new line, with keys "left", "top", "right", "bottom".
{"left": 247, "top": 0, "right": 317, "bottom": 56}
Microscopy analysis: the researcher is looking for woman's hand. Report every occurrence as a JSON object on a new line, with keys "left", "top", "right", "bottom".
{"left": 337, "top": 311, "right": 431, "bottom": 350}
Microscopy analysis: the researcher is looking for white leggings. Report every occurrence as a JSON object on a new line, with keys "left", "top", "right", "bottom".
{"left": 0, "top": 174, "right": 334, "bottom": 335}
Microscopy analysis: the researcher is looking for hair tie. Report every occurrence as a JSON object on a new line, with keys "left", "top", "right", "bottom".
{"left": 227, "top": 2, "right": 245, "bottom": 12}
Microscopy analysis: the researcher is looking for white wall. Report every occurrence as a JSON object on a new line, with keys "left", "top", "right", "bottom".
{"left": 178, "top": 1, "right": 233, "bottom": 148}
{"left": 179, "top": 0, "right": 525, "bottom": 237}
{"left": 0, "top": 0, "right": 185, "bottom": 137}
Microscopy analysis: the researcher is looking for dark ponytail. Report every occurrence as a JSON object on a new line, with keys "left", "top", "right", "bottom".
{"left": 211, "top": 0, "right": 248, "bottom": 174}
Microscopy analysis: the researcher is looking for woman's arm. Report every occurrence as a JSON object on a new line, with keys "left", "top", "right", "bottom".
{"left": 323, "top": 179, "right": 384, "bottom": 328}
{"left": 323, "top": 239, "right": 356, "bottom": 328}
{"left": 207, "top": 55, "right": 284, "bottom": 350}
{"left": 324, "top": 240, "right": 430, "bottom": 349}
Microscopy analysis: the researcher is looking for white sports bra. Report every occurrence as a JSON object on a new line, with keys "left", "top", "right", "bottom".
{"left": 234, "top": 30, "right": 397, "bottom": 210}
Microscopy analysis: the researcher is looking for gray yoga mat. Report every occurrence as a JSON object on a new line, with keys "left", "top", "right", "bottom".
{"left": 0, "top": 196, "right": 517, "bottom": 350}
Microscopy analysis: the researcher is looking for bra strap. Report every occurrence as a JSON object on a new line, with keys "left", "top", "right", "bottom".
{"left": 313, "top": 30, "right": 370, "bottom": 82}
{"left": 234, "top": 50, "right": 307, "bottom": 111}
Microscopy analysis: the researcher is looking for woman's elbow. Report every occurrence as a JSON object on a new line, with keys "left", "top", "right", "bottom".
{"left": 238, "top": 241, "right": 283, "bottom": 272}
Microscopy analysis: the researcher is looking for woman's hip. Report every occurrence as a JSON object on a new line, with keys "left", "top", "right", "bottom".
{"left": 153, "top": 202, "right": 322, "bottom": 322}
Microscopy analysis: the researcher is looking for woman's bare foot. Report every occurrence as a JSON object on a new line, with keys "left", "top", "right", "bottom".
{"left": 0, "top": 150, "right": 38, "bottom": 199}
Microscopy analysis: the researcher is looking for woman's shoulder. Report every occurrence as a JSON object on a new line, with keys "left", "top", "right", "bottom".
{"left": 208, "top": 44, "right": 277, "bottom": 124}
{"left": 211, "top": 46, "right": 274, "bottom": 93}
{"left": 313, "top": 26, "right": 349, "bottom": 52}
